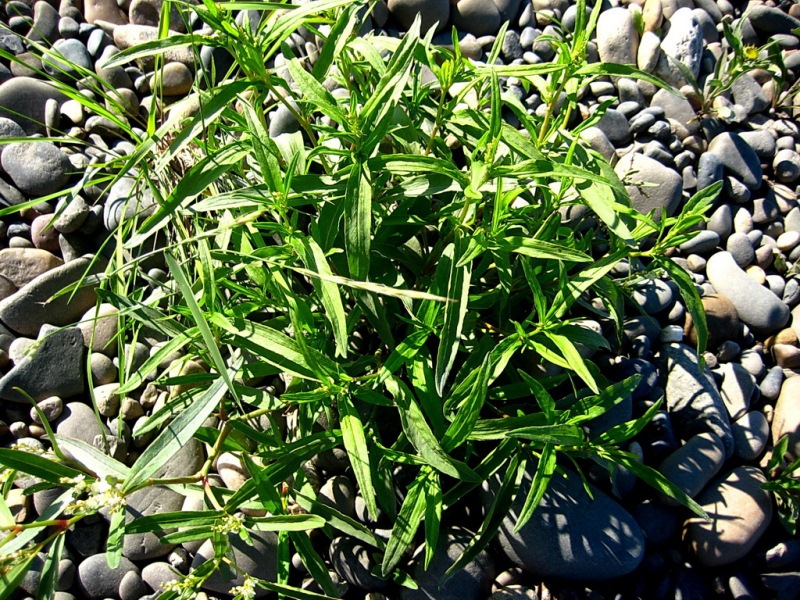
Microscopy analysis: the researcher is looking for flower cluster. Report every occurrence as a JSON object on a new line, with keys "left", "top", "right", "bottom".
{"left": 230, "top": 575, "right": 258, "bottom": 600}
{"left": 60, "top": 475, "right": 125, "bottom": 515}
{"left": 210, "top": 511, "right": 244, "bottom": 535}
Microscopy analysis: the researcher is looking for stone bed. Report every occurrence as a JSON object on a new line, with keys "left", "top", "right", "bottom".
{"left": 2, "top": 0, "right": 800, "bottom": 598}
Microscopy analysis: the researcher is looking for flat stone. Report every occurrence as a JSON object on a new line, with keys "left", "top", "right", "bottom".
{"left": 78, "top": 554, "right": 139, "bottom": 599}
{"left": 655, "top": 8, "right": 703, "bottom": 87}
{"left": 772, "top": 375, "right": 800, "bottom": 459}
{"left": 658, "top": 432, "right": 726, "bottom": 506}
{"left": 0, "top": 77, "right": 67, "bottom": 135}
{"left": 84, "top": 0, "right": 127, "bottom": 24}
{"left": 732, "top": 410, "right": 768, "bottom": 461}
{"left": 707, "top": 132, "right": 763, "bottom": 190}
{"left": 492, "top": 465, "right": 644, "bottom": 580}
{"left": 402, "top": 526, "right": 495, "bottom": 600}
{"left": 0, "top": 248, "right": 63, "bottom": 287}
{"left": 123, "top": 438, "right": 204, "bottom": 560}
{"left": 718, "top": 362, "right": 755, "bottom": 420}
{"left": 1, "top": 141, "right": 71, "bottom": 197}
{"left": 738, "top": 130, "right": 777, "bottom": 159}
{"left": 684, "top": 466, "right": 772, "bottom": 567}
{"left": 747, "top": 4, "right": 800, "bottom": 35}
{"left": 0, "top": 255, "right": 106, "bottom": 336}
{"left": 662, "top": 343, "right": 734, "bottom": 458}
{"left": 451, "top": 0, "right": 504, "bottom": 36}
{"left": 731, "top": 73, "right": 770, "bottom": 116}
{"left": 77, "top": 303, "right": 119, "bottom": 356}
{"left": 0, "top": 325, "right": 84, "bottom": 402}
{"left": 192, "top": 530, "right": 278, "bottom": 598}
{"left": 55, "top": 402, "right": 110, "bottom": 457}
{"left": 597, "top": 7, "right": 638, "bottom": 65}
{"left": 651, "top": 87, "right": 700, "bottom": 136}
{"left": 706, "top": 251, "right": 789, "bottom": 335}
{"left": 726, "top": 232, "right": 755, "bottom": 268}
{"left": 150, "top": 62, "right": 193, "bottom": 96}
{"left": 615, "top": 152, "right": 682, "bottom": 219}
{"left": 387, "top": 0, "right": 449, "bottom": 33}
{"left": 683, "top": 294, "right": 739, "bottom": 350}
{"left": 42, "top": 39, "right": 93, "bottom": 82}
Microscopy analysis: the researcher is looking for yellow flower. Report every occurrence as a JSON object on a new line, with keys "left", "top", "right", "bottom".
{"left": 744, "top": 45, "right": 759, "bottom": 60}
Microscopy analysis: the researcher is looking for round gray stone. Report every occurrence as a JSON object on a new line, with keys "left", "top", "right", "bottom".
{"left": 77, "top": 553, "right": 139, "bottom": 600}
{"left": 1, "top": 141, "right": 71, "bottom": 197}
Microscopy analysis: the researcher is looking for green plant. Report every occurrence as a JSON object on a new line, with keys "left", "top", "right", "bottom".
{"left": 763, "top": 435, "right": 800, "bottom": 536}
{"left": 0, "top": 0, "right": 719, "bottom": 598}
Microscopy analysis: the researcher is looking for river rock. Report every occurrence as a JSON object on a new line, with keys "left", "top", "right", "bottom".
{"left": 597, "top": 7, "right": 638, "bottom": 65}
{"left": 0, "top": 77, "right": 67, "bottom": 135}
{"left": 1, "top": 141, "right": 71, "bottom": 197}
{"left": 0, "top": 255, "right": 105, "bottom": 336}
{"left": 123, "top": 438, "right": 204, "bottom": 560}
{"left": 0, "top": 248, "right": 63, "bottom": 287}
{"left": 707, "top": 132, "right": 763, "bottom": 190}
{"left": 654, "top": 8, "right": 703, "bottom": 87}
{"left": 706, "top": 252, "right": 789, "bottom": 335}
{"left": 55, "top": 402, "right": 110, "bottom": 458}
{"left": 0, "top": 325, "right": 84, "bottom": 402}
{"left": 192, "top": 530, "right": 278, "bottom": 598}
{"left": 387, "top": 0, "right": 449, "bottom": 33}
{"left": 401, "top": 526, "right": 495, "bottom": 600}
{"left": 662, "top": 343, "right": 734, "bottom": 458}
{"left": 732, "top": 410, "right": 768, "bottom": 460}
{"left": 657, "top": 432, "right": 726, "bottom": 506}
{"left": 491, "top": 465, "right": 644, "bottom": 580}
{"left": 330, "top": 536, "right": 388, "bottom": 592}
{"left": 772, "top": 375, "right": 800, "bottom": 459}
{"left": 615, "top": 152, "right": 682, "bottom": 219}
{"left": 77, "top": 303, "right": 119, "bottom": 356}
{"left": 77, "top": 554, "right": 139, "bottom": 600}
{"left": 747, "top": 4, "right": 800, "bottom": 35}
{"left": 684, "top": 466, "right": 772, "bottom": 567}
{"left": 113, "top": 25, "right": 194, "bottom": 69}
{"left": 718, "top": 362, "right": 755, "bottom": 420}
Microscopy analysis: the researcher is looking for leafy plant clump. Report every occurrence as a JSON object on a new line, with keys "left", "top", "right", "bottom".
{"left": 0, "top": 0, "right": 720, "bottom": 597}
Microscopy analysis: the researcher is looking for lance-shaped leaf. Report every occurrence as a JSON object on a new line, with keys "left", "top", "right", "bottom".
{"left": 124, "top": 360, "right": 240, "bottom": 492}
{"left": 441, "top": 353, "right": 491, "bottom": 451}
{"left": 295, "top": 237, "right": 349, "bottom": 357}
{"left": 338, "top": 393, "right": 379, "bottom": 521}
{"left": 345, "top": 160, "right": 372, "bottom": 281}
{"left": 436, "top": 238, "right": 472, "bottom": 396}
{"left": 381, "top": 467, "right": 431, "bottom": 576}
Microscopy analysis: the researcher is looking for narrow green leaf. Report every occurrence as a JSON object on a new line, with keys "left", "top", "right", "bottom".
{"left": 384, "top": 377, "right": 477, "bottom": 481}
{"left": 36, "top": 534, "right": 65, "bottom": 600}
{"left": 124, "top": 360, "right": 239, "bottom": 492}
{"left": 106, "top": 510, "right": 125, "bottom": 568}
{"left": 345, "top": 160, "right": 372, "bottom": 281}
{"left": 117, "top": 333, "right": 190, "bottom": 395}
{"left": 0, "top": 448, "right": 83, "bottom": 484}
{"left": 286, "top": 58, "right": 347, "bottom": 124}
{"left": 165, "top": 253, "right": 240, "bottom": 405}
{"left": 507, "top": 424, "right": 586, "bottom": 446}
{"left": 296, "top": 237, "right": 349, "bottom": 357}
{"left": 338, "top": 394, "right": 379, "bottom": 521}
{"left": 126, "top": 511, "right": 222, "bottom": 533}
{"left": 514, "top": 443, "right": 557, "bottom": 532}
{"left": 294, "top": 492, "right": 386, "bottom": 550}
{"left": 544, "top": 331, "right": 599, "bottom": 394}
{"left": 312, "top": 1, "right": 359, "bottom": 79}
{"left": 517, "top": 370, "right": 556, "bottom": 422}
{"left": 422, "top": 470, "right": 442, "bottom": 569}
{"left": 436, "top": 238, "right": 472, "bottom": 396}
{"left": 248, "top": 514, "right": 327, "bottom": 531}
{"left": 382, "top": 467, "right": 430, "bottom": 576}
{"left": 549, "top": 249, "right": 628, "bottom": 319}
{"left": 101, "top": 33, "right": 203, "bottom": 69}
{"left": 290, "top": 531, "right": 340, "bottom": 598}
{"left": 594, "top": 397, "right": 663, "bottom": 446}
{"left": 441, "top": 353, "right": 491, "bottom": 451}
{"left": 0, "top": 492, "right": 14, "bottom": 528}
{"left": 53, "top": 436, "right": 130, "bottom": 480}
{"left": 577, "top": 177, "right": 635, "bottom": 245}
{"left": 442, "top": 454, "right": 523, "bottom": 583}
{"left": 499, "top": 236, "right": 592, "bottom": 262}
{"left": 520, "top": 259, "right": 548, "bottom": 323}
{"left": 657, "top": 256, "right": 707, "bottom": 357}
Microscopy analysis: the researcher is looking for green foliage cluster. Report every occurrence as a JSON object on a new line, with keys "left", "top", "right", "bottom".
{"left": 0, "top": 0, "right": 729, "bottom": 598}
